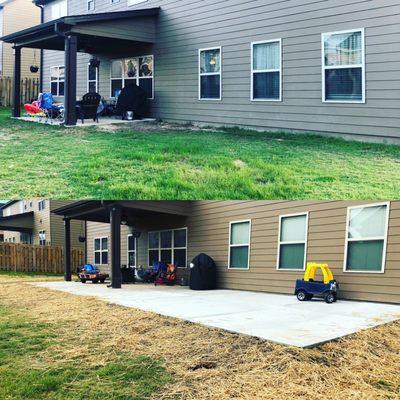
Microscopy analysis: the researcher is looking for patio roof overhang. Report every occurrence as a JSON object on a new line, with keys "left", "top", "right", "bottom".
{"left": 1, "top": 8, "right": 160, "bottom": 51}
{"left": 52, "top": 201, "right": 191, "bottom": 287}
{"left": 0, "top": 212, "right": 34, "bottom": 233}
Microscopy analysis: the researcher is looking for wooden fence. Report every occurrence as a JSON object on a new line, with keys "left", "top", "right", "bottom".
{"left": 0, "top": 77, "right": 40, "bottom": 107}
{"left": 0, "top": 243, "right": 84, "bottom": 274}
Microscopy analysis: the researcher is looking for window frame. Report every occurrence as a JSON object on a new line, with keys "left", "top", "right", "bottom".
{"left": 276, "top": 212, "right": 309, "bottom": 271}
{"left": 50, "top": 65, "right": 65, "bottom": 97}
{"left": 127, "top": 234, "right": 137, "bottom": 268}
{"left": 39, "top": 230, "right": 46, "bottom": 246}
{"left": 251, "top": 39, "right": 282, "bottom": 102}
{"left": 147, "top": 227, "right": 188, "bottom": 268}
{"left": 321, "top": 28, "right": 366, "bottom": 104}
{"left": 87, "top": 0, "right": 95, "bottom": 11}
{"left": 94, "top": 237, "right": 109, "bottom": 266}
{"left": 38, "top": 200, "right": 46, "bottom": 211}
{"left": 109, "top": 55, "right": 154, "bottom": 100}
{"left": 228, "top": 219, "right": 251, "bottom": 271}
{"left": 343, "top": 202, "right": 390, "bottom": 274}
{"left": 87, "top": 63, "right": 99, "bottom": 93}
{"left": 198, "top": 46, "right": 222, "bottom": 101}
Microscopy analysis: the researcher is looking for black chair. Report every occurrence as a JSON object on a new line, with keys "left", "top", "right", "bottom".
{"left": 76, "top": 93, "right": 101, "bottom": 124}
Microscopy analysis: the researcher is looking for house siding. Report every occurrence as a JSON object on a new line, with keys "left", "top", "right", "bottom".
{"left": 40, "top": 0, "right": 400, "bottom": 140}
{"left": 85, "top": 200, "right": 400, "bottom": 304}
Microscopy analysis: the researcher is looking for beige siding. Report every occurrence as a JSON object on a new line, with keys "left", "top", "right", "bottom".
{"left": 85, "top": 201, "right": 400, "bottom": 303}
{"left": 1, "top": 0, "right": 41, "bottom": 77}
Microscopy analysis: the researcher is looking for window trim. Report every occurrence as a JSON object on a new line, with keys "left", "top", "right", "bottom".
{"left": 321, "top": 28, "right": 366, "bottom": 104}
{"left": 87, "top": 63, "right": 99, "bottom": 93}
{"left": 109, "top": 55, "right": 154, "bottom": 100}
{"left": 228, "top": 219, "right": 251, "bottom": 271}
{"left": 50, "top": 65, "right": 65, "bottom": 97}
{"left": 251, "top": 39, "right": 282, "bottom": 102}
{"left": 198, "top": 46, "right": 222, "bottom": 101}
{"left": 343, "top": 202, "right": 390, "bottom": 274}
{"left": 127, "top": 234, "right": 137, "bottom": 268}
{"left": 87, "top": 0, "right": 95, "bottom": 11}
{"left": 39, "top": 230, "right": 46, "bottom": 246}
{"left": 148, "top": 227, "right": 188, "bottom": 268}
{"left": 94, "top": 236, "right": 109, "bottom": 266}
{"left": 276, "top": 212, "right": 309, "bottom": 271}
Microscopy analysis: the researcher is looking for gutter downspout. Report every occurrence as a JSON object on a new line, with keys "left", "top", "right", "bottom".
{"left": 33, "top": 2, "right": 44, "bottom": 92}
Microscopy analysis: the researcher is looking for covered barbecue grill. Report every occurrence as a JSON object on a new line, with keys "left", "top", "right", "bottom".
{"left": 116, "top": 82, "right": 149, "bottom": 119}
{"left": 189, "top": 253, "right": 217, "bottom": 290}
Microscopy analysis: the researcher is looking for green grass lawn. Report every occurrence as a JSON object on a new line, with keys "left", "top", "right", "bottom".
{"left": 1, "top": 108, "right": 399, "bottom": 199}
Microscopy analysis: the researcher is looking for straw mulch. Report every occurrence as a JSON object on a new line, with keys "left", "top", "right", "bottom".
{"left": 1, "top": 279, "right": 399, "bottom": 400}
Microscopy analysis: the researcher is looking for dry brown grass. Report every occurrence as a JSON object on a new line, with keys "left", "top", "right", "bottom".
{"left": 1, "top": 278, "right": 399, "bottom": 400}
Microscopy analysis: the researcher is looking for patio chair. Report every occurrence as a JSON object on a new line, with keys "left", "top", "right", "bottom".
{"left": 38, "top": 93, "right": 64, "bottom": 124}
{"left": 76, "top": 93, "right": 101, "bottom": 124}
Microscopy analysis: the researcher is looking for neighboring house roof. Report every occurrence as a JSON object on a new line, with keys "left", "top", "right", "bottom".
{"left": 0, "top": 211, "right": 34, "bottom": 232}
{"left": 0, "top": 200, "right": 17, "bottom": 210}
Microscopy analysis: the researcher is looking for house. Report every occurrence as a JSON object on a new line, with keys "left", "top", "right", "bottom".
{"left": 52, "top": 200, "right": 400, "bottom": 304}
{"left": 0, "top": 199, "right": 85, "bottom": 247}
{"left": 2, "top": 0, "right": 399, "bottom": 141}
{"left": 0, "top": 0, "right": 41, "bottom": 78}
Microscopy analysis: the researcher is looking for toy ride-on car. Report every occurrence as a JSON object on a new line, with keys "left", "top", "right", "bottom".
{"left": 78, "top": 264, "right": 109, "bottom": 284}
{"left": 294, "top": 262, "right": 338, "bottom": 304}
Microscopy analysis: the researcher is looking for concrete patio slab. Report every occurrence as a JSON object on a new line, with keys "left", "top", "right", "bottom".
{"left": 32, "top": 282, "right": 400, "bottom": 348}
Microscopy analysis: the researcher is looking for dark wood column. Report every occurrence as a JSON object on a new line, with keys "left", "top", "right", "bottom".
{"left": 64, "top": 34, "right": 77, "bottom": 126}
{"left": 12, "top": 46, "right": 21, "bottom": 118}
{"left": 110, "top": 206, "right": 122, "bottom": 289}
{"left": 64, "top": 218, "right": 71, "bottom": 281}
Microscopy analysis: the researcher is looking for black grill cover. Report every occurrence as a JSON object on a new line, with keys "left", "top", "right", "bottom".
{"left": 116, "top": 82, "right": 148, "bottom": 118}
{"left": 189, "top": 253, "right": 217, "bottom": 290}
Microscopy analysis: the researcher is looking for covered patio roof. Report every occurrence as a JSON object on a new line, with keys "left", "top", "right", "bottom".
{"left": 1, "top": 8, "right": 160, "bottom": 51}
{"left": 0, "top": 212, "right": 34, "bottom": 233}
{"left": 52, "top": 201, "right": 191, "bottom": 287}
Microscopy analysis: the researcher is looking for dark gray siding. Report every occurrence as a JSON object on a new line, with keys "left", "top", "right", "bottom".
{"left": 42, "top": 0, "right": 400, "bottom": 140}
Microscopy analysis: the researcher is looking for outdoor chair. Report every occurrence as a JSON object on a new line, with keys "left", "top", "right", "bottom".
{"left": 76, "top": 93, "right": 101, "bottom": 124}
{"left": 38, "top": 93, "right": 64, "bottom": 124}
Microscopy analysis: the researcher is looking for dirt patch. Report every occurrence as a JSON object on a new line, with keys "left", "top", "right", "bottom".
{"left": 1, "top": 280, "right": 399, "bottom": 400}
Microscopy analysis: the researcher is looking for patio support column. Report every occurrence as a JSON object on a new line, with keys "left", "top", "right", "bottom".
{"left": 12, "top": 46, "right": 21, "bottom": 118}
{"left": 110, "top": 206, "right": 122, "bottom": 289}
{"left": 64, "top": 34, "right": 77, "bottom": 126}
{"left": 64, "top": 218, "right": 71, "bottom": 282}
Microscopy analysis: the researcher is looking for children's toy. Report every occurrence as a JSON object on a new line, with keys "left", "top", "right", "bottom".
{"left": 78, "top": 264, "right": 109, "bottom": 284}
{"left": 294, "top": 262, "right": 338, "bottom": 304}
{"left": 155, "top": 263, "right": 177, "bottom": 286}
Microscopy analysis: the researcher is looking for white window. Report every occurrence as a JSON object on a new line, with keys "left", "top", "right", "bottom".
{"left": 322, "top": 29, "right": 365, "bottom": 103}
{"left": 38, "top": 200, "right": 46, "bottom": 211}
{"left": 128, "top": 0, "right": 147, "bottom": 5}
{"left": 87, "top": 0, "right": 95, "bottom": 11}
{"left": 51, "top": 0, "right": 68, "bottom": 20}
{"left": 344, "top": 203, "right": 389, "bottom": 273}
{"left": 228, "top": 220, "right": 251, "bottom": 270}
{"left": 50, "top": 66, "right": 65, "bottom": 96}
{"left": 199, "top": 47, "right": 221, "bottom": 100}
{"left": 94, "top": 237, "right": 108, "bottom": 265}
{"left": 277, "top": 213, "right": 308, "bottom": 270}
{"left": 39, "top": 230, "right": 46, "bottom": 246}
{"left": 127, "top": 234, "right": 137, "bottom": 267}
{"left": 110, "top": 55, "right": 154, "bottom": 99}
{"left": 87, "top": 63, "right": 98, "bottom": 93}
{"left": 251, "top": 39, "right": 282, "bottom": 101}
{"left": 148, "top": 228, "right": 187, "bottom": 268}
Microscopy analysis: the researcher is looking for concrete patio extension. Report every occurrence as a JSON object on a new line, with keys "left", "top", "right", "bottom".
{"left": 33, "top": 282, "right": 400, "bottom": 348}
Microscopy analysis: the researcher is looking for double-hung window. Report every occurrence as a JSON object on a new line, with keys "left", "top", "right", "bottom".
{"left": 110, "top": 56, "right": 154, "bottom": 99}
{"left": 50, "top": 66, "right": 65, "bottom": 96}
{"left": 322, "top": 29, "right": 365, "bottom": 103}
{"left": 127, "top": 235, "right": 137, "bottom": 267}
{"left": 94, "top": 237, "right": 108, "bottom": 265}
{"left": 87, "top": 0, "right": 95, "bottom": 11}
{"left": 344, "top": 203, "right": 389, "bottom": 273}
{"left": 39, "top": 230, "right": 46, "bottom": 246}
{"left": 199, "top": 47, "right": 221, "bottom": 100}
{"left": 87, "top": 64, "right": 98, "bottom": 93}
{"left": 148, "top": 228, "right": 187, "bottom": 268}
{"left": 228, "top": 220, "right": 251, "bottom": 269}
{"left": 278, "top": 213, "right": 308, "bottom": 270}
{"left": 251, "top": 40, "right": 282, "bottom": 101}
{"left": 38, "top": 200, "right": 46, "bottom": 211}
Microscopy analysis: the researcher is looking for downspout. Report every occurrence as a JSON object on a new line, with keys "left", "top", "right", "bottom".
{"left": 34, "top": 2, "right": 44, "bottom": 92}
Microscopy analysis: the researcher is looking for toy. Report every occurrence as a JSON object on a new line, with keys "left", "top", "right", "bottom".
{"left": 78, "top": 264, "right": 109, "bottom": 284}
{"left": 294, "top": 262, "right": 338, "bottom": 304}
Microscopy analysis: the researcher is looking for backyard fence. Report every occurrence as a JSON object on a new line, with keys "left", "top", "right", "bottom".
{"left": 0, "top": 243, "right": 84, "bottom": 274}
{"left": 0, "top": 76, "right": 40, "bottom": 107}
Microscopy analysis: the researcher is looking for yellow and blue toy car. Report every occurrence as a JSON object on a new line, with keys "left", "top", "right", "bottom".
{"left": 294, "top": 262, "right": 338, "bottom": 304}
